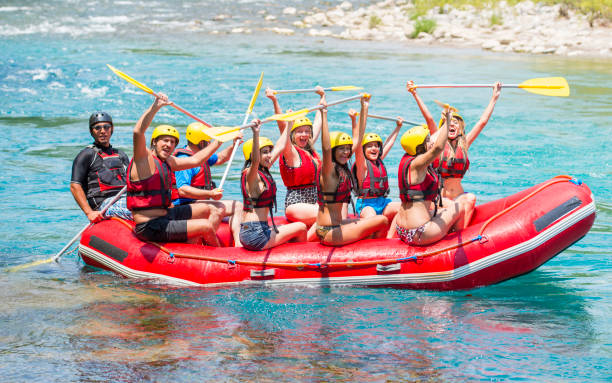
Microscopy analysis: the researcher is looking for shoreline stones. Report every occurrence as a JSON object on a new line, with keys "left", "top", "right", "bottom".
{"left": 288, "top": 0, "right": 611, "bottom": 58}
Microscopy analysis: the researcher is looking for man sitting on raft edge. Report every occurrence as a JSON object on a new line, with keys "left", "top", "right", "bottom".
{"left": 70, "top": 111, "right": 132, "bottom": 223}
{"left": 127, "top": 93, "right": 224, "bottom": 245}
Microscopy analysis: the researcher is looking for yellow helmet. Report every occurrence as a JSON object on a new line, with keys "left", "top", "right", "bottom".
{"left": 362, "top": 132, "right": 383, "bottom": 147}
{"left": 329, "top": 131, "right": 353, "bottom": 150}
{"left": 186, "top": 122, "right": 211, "bottom": 145}
{"left": 438, "top": 109, "right": 464, "bottom": 128}
{"left": 151, "top": 124, "right": 179, "bottom": 143}
{"left": 400, "top": 125, "right": 429, "bottom": 155}
{"left": 291, "top": 116, "right": 313, "bottom": 132}
{"left": 242, "top": 137, "right": 275, "bottom": 161}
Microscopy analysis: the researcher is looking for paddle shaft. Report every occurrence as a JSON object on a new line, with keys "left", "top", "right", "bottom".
{"left": 218, "top": 114, "right": 249, "bottom": 189}
{"left": 209, "top": 93, "right": 364, "bottom": 143}
{"left": 417, "top": 84, "right": 562, "bottom": 89}
{"left": 148, "top": 89, "right": 212, "bottom": 128}
{"left": 52, "top": 186, "right": 128, "bottom": 262}
{"left": 367, "top": 114, "right": 420, "bottom": 126}
{"left": 275, "top": 87, "right": 359, "bottom": 94}
{"left": 170, "top": 102, "right": 212, "bottom": 128}
{"left": 235, "top": 94, "right": 364, "bottom": 131}
{"left": 217, "top": 72, "right": 263, "bottom": 189}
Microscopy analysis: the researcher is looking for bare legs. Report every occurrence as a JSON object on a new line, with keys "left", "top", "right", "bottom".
{"left": 358, "top": 200, "right": 401, "bottom": 239}
{"left": 264, "top": 222, "right": 308, "bottom": 249}
{"left": 196, "top": 200, "right": 243, "bottom": 246}
{"left": 185, "top": 203, "right": 223, "bottom": 246}
{"left": 285, "top": 203, "right": 319, "bottom": 241}
{"left": 454, "top": 193, "right": 476, "bottom": 229}
{"left": 412, "top": 201, "right": 464, "bottom": 246}
{"left": 319, "top": 215, "right": 389, "bottom": 246}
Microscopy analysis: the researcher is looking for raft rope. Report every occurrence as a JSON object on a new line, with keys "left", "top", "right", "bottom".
{"left": 109, "top": 175, "right": 576, "bottom": 270}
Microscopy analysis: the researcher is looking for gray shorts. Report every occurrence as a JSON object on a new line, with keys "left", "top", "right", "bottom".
{"left": 239, "top": 221, "right": 271, "bottom": 251}
{"left": 134, "top": 205, "right": 192, "bottom": 243}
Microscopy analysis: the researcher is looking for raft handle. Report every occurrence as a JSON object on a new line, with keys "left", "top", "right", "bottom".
{"left": 250, "top": 269, "right": 275, "bottom": 279}
{"left": 377, "top": 263, "right": 401, "bottom": 273}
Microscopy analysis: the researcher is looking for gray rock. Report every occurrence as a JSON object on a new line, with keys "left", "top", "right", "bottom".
{"left": 340, "top": 1, "right": 353, "bottom": 11}
{"left": 482, "top": 40, "right": 501, "bottom": 50}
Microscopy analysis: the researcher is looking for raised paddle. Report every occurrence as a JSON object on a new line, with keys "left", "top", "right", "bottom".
{"left": 107, "top": 64, "right": 214, "bottom": 127}
{"left": 415, "top": 77, "right": 570, "bottom": 97}
{"left": 5, "top": 186, "right": 128, "bottom": 272}
{"left": 274, "top": 85, "right": 363, "bottom": 94}
{"left": 218, "top": 72, "right": 264, "bottom": 190}
{"left": 267, "top": 93, "right": 366, "bottom": 121}
{"left": 358, "top": 113, "right": 421, "bottom": 126}
{"left": 211, "top": 93, "right": 366, "bottom": 137}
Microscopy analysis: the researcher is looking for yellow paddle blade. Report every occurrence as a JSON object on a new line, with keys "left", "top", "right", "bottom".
{"left": 247, "top": 72, "right": 264, "bottom": 115}
{"left": 206, "top": 126, "right": 240, "bottom": 137}
{"left": 276, "top": 111, "right": 309, "bottom": 122}
{"left": 329, "top": 85, "right": 363, "bottom": 91}
{"left": 433, "top": 99, "right": 458, "bottom": 112}
{"left": 266, "top": 108, "right": 309, "bottom": 121}
{"left": 518, "top": 77, "right": 570, "bottom": 97}
{"left": 5, "top": 257, "right": 54, "bottom": 272}
{"left": 107, "top": 64, "right": 155, "bottom": 95}
{"left": 215, "top": 129, "right": 243, "bottom": 143}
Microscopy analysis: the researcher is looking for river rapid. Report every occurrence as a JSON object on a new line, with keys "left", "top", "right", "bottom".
{"left": 0, "top": 1, "right": 610, "bottom": 381}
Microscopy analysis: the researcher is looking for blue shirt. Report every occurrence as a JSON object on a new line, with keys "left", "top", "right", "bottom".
{"left": 173, "top": 146, "right": 218, "bottom": 205}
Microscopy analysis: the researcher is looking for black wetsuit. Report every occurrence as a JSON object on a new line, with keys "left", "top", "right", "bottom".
{"left": 71, "top": 142, "right": 129, "bottom": 209}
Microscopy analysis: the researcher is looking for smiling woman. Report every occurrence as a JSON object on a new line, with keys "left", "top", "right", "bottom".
{"left": 239, "top": 120, "right": 307, "bottom": 250}
{"left": 316, "top": 93, "right": 389, "bottom": 246}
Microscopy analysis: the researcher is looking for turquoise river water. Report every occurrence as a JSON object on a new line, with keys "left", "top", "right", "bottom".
{"left": 0, "top": 1, "right": 610, "bottom": 381}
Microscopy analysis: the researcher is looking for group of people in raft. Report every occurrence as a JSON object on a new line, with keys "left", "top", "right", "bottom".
{"left": 71, "top": 81, "right": 502, "bottom": 250}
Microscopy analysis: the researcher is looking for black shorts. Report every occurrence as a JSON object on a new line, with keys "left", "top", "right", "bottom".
{"left": 134, "top": 205, "right": 193, "bottom": 243}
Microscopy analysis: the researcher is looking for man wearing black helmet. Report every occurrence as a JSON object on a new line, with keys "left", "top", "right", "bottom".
{"left": 70, "top": 111, "right": 132, "bottom": 223}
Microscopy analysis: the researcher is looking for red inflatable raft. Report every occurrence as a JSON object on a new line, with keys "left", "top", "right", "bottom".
{"left": 78, "top": 176, "right": 595, "bottom": 290}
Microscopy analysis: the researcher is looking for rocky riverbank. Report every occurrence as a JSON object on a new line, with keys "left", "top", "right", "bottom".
{"left": 270, "top": 0, "right": 612, "bottom": 58}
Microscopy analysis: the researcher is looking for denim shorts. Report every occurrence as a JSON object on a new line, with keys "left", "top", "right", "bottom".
{"left": 133, "top": 205, "right": 192, "bottom": 243}
{"left": 100, "top": 195, "right": 133, "bottom": 221}
{"left": 355, "top": 196, "right": 392, "bottom": 215}
{"left": 239, "top": 221, "right": 271, "bottom": 251}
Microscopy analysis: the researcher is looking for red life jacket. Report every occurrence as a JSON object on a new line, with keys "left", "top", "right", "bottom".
{"left": 398, "top": 154, "right": 440, "bottom": 204}
{"left": 241, "top": 166, "right": 278, "bottom": 232}
{"left": 85, "top": 145, "right": 128, "bottom": 209}
{"left": 352, "top": 157, "right": 389, "bottom": 198}
{"left": 172, "top": 147, "right": 216, "bottom": 191}
{"left": 280, "top": 146, "right": 320, "bottom": 190}
{"left": 318, "top": 163, "right": 354, "bottom": 206}
{"left": 127, "top": 156, "right": 172, "bottom": 211}
{"left": 241, "top": 167, "right": 277, "bottom": 211}
{"left": 432, "top": 142, "right": 470, "bottom": 179}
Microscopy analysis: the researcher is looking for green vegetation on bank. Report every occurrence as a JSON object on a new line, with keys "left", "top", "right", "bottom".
{"left": 369, "top": 15, "right": 382, "bottom": 28}
{"left": 411, "top": 18, "right": 437, "bottom": 37}
{"left": 408, "top": 0, "right": 612, "bottom": 23}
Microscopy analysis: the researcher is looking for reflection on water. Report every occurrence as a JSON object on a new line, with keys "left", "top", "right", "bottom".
{"left": 3, "top": 275, "right": 598, "bottom": 381}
